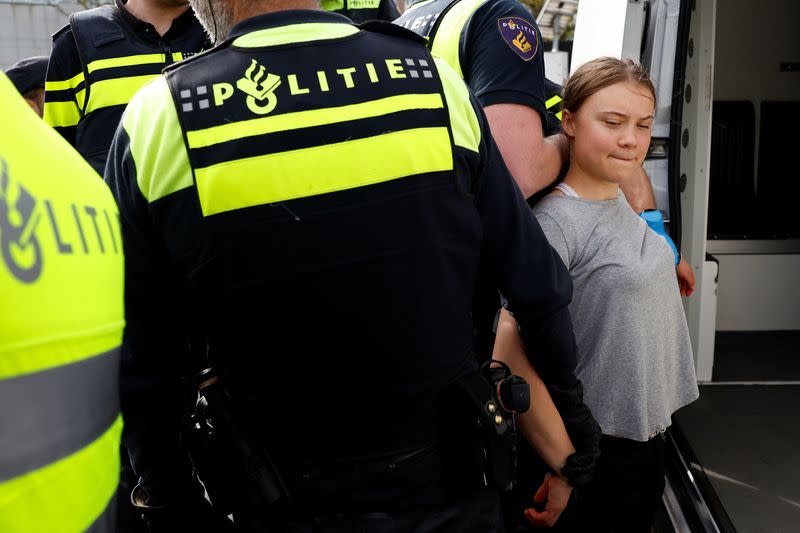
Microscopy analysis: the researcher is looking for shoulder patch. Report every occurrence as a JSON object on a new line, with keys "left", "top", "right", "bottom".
{"left": 497, "top": 17, "right": 538, "bottom": 61}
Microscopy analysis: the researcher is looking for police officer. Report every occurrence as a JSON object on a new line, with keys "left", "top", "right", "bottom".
{"left": 43, "top": 0, "right": 209, "bottom": 175}
{"left": 104, "top": 0, "right": 588, "bottom": 529}
{"left": 0, "top": 72, "right": 124, "bottom": 532}
{"left": 5, "top": 56, "right": 49, "bottom": 116}
{"left": 396, "top": 0, "right": 568, "bottom": 199}
{"left": 322, "top": 0, "right": 400, "bottom": 23}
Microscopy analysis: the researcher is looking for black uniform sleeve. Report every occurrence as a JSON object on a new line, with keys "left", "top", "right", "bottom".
{"left": 462, "top": 0, "right": 547, "bottom": 127}
{"left": 470, "top": 93, "right": 578, "bottom": 389}
{"left": 104, "top": 123, "right": 195, "bottom": 501}
{"left": 466, "top": 92, "right": 602, "bottom": 479}
{"left": 43, "top": 28, "right": 82, "bottom": 146}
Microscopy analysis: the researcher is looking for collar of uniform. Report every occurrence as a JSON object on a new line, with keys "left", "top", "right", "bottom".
{"left": 114, "top": 0, "right": 199, "bottom": 43}
{"left": 227, "top": 10, "right": 354, "bottom": 42}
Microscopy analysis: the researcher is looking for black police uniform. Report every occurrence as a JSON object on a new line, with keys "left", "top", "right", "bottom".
{"left": 44, "top": 0, "right": 209, "bottom": 174}
{"left": 322, "top": 0, "right": 400, "bottom": 23}
{"left": 105, "top": 10, "right": 581, "bottom": 531}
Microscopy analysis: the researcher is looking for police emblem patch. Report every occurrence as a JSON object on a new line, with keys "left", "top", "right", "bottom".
{"left": 497, "top": 17, "right": 538, "bottom": 61}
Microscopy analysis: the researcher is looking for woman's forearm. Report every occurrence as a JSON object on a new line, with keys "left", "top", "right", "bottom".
{"left": 492, "top": 309, "right": 576, "bottom": 475}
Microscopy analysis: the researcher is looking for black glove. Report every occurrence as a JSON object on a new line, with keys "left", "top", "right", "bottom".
{"left": 548, "top": 380, "right": 601, "bottom": 487}
{"left": 131, "top": 482, "right": 233, "bottom": 533}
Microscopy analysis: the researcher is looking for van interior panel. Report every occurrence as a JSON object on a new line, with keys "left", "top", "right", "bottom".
{"left": 757, "top": 101, "right": 800, "bottom": 238}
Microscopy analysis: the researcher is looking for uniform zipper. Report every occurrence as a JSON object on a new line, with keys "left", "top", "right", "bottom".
{"left": 162, "top": 41, "right": 174, "bottom": 65}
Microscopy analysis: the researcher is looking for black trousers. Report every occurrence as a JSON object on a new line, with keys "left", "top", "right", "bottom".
{"left": 508, "top": 434, "right": 665, "bottom": 533}
{"left": 231, "top": 443, "right": 504, "bottom": 533}
{"left": 241, "top": 486, "right": 503, "bottom": 533}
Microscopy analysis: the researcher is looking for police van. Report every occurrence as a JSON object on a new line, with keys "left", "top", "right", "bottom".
{"left": 563, "top": 0, "right": 800, "bottom": 530}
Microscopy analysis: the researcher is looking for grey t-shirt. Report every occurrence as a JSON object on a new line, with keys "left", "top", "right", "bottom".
{"left": 533, "top": 190, "right": 699, "bottom": 441}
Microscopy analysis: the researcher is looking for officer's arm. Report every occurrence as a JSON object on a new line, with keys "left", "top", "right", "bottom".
{"left": 469, "top": 95, "right": 577, "bottom": 390}
{"left": 43, "top": 30, "right": 82, "bottom": 147}
{"left": 466, "top": 2, "right": 567, "bottom": 198}
{"left": 104, "top": 84, "right": 195, "bottom": 503}
{"left": 484, "top": 104, "right": 567, "bottom": 198}
{"left": 470, "top": 89, "right": 602, "bottom": 487}
{"left": 621, "top": 165, "right": 657, "bottom": 214}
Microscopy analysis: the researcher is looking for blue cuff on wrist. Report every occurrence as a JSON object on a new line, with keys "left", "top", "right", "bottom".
{"left": 641, "top": 210, "right": 679, "bottom": 265}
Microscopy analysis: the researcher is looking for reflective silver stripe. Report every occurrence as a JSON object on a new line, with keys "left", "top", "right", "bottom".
{"left": 0, "top": 347, "right": 120, "bottom": 482}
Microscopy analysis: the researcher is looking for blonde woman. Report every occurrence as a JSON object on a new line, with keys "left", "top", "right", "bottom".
{"left": 496, "top": 57, "right": 698, "bottom": 532}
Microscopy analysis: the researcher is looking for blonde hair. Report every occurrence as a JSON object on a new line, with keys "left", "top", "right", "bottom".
{"left": 562, "top": 57, "right": 656, "bottom": 113}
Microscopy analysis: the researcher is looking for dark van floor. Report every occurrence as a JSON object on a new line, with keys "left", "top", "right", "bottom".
{"left": 666, "top": 331, "right": 800, "bottom": 532}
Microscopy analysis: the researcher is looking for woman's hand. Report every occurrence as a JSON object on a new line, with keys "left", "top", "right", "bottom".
{"left": 523, "top": 473, "right": 573, "bottom": 527}
{"left": 676, "top": 256, "right": 696, "bottom": 297}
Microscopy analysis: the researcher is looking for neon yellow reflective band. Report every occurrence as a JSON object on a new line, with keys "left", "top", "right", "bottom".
{"left": 556, "top": 110, "right": 562, "bottom": 120}
{"left": 320, "top": 0, "right": 345, "bottom": 10}
{"left": 172, "top": 52, "right": 184, "bottom": 62}
{"left": 86, "top": 53, "right": 167, "bottom": 74}
{"left": 0, "top": 326, "right": 121, "bottom": 381}
{"left": 43, "top": 100, "right": 81, "bottom": 128}
{"left": 348, "top": 0, "right": 381, "bottom": 7}
{"left": 85, "top": 74, "right": 159, "bottom": 114}
{"left": 430, "top": 0, "right": 489, "bottom": 78}
{"left": 188, "top": 93, "right": 444, "bottom": 149}
{"left": 44, "top": 71, "right": 85, "bottom": 92}
{"left": 196, "top": 127, "right": 453, "bottom": 216}
{"left": 76, "top": 88, "right": 86, "bottom": 110}
{"left": 123, "top": 77, "right": 193, "bottom": 203}
{"left": 232, "top": 23, "right": 359, "bottom": 48}
{"left": 0, "top": 415, "right": 122, "bottom": 533}
{"left": 546, "top": 94, "right": 562, "bottom": 109}
{"left": 435, "top": 57, "right": 480, "bottom": 152}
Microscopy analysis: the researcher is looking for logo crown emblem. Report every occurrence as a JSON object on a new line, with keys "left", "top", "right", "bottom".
{"left": 236, "top": 59, "right": 282, "bottom": 101}
{"left": 0, "top": 158, "right": 43, "bottom": 283}
{"left": 512, "top": 32, "right": 533, "bottom": 53}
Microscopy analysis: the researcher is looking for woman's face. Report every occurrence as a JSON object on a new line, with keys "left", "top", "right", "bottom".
{"left": 563, "top": 81, "right": 655, "bottom": 184}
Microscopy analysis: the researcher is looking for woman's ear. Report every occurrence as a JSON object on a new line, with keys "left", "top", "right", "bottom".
{"left": 561, "top": 109, "right": 576, "bottom": 138}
